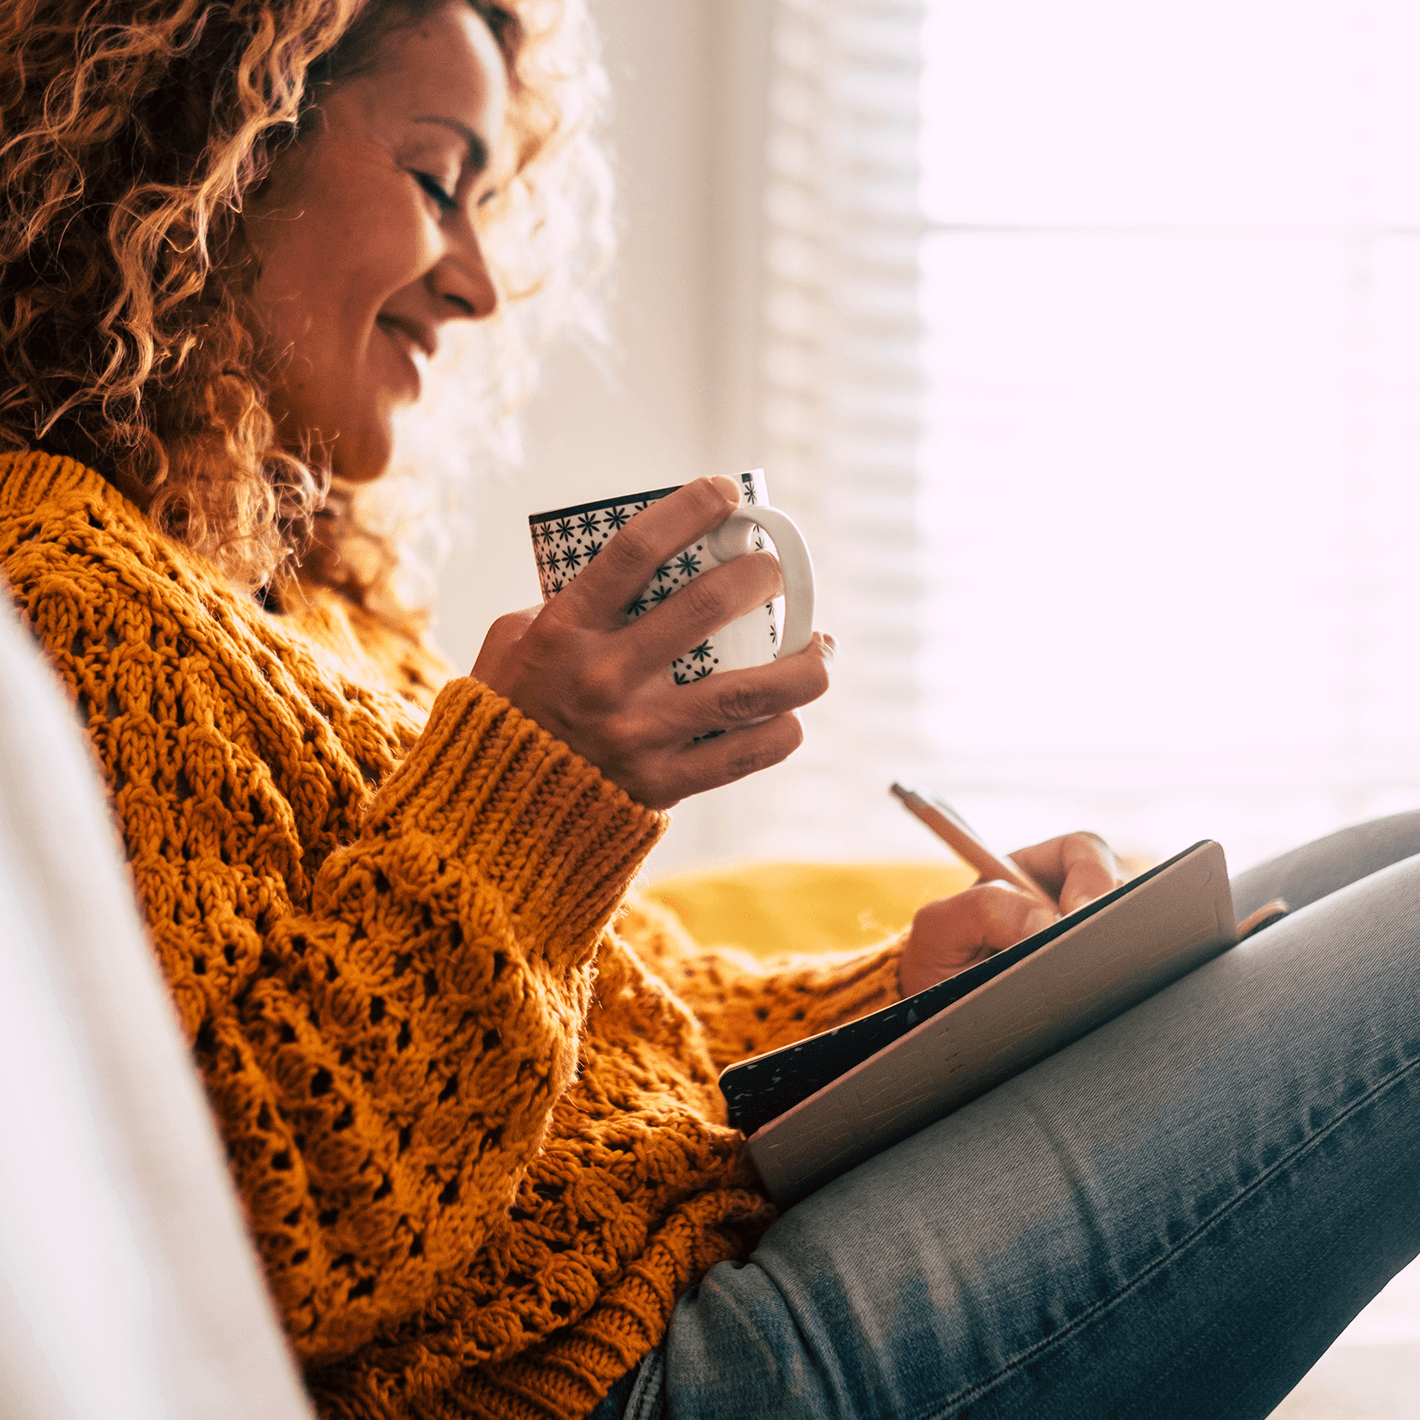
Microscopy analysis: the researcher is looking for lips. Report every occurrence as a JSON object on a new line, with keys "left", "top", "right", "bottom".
{"left": 375, "top": 314, "right": 436, "bottom": 398}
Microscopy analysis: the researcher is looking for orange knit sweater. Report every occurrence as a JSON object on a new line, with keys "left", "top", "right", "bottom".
{"left": 0, "top": 450, "right": 904, "bottom": 1420}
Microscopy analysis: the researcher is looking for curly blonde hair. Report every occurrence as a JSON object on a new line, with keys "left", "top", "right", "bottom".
{"left": 0, "top": 0, "right": 611, "bottom": 610}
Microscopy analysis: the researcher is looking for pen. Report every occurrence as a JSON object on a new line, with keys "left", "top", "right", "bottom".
{"left": 890, "top": 782, "right": 1059, "bottom": 913}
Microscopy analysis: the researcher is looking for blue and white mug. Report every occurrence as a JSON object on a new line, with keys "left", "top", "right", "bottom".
{"left": 528, "top": 469, "right": 815, "bottom": 683}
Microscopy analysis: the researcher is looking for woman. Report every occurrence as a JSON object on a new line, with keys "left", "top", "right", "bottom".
{"left": 0, "top": 1, "right": 1414, "bottom": 1418}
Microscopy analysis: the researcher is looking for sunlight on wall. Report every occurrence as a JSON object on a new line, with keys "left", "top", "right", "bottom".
{"left": 917, "top": 0, "right": 1420, "bottom": 870}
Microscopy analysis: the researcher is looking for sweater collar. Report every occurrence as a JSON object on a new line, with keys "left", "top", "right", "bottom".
{"left": 0, "top": 450, "right": 119, "bottom": 516}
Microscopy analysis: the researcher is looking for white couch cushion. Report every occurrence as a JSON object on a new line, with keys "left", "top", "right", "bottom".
{"left": 0, "top": 596, "right": 312, "bottom": 1420}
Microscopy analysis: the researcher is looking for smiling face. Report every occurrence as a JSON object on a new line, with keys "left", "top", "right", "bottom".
{"left": 245, "top": 0, "right": 509, "bottom": 482}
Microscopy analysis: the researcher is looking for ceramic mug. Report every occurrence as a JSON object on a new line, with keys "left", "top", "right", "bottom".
{"left": 528, "top": 469, "right": 814, "bottom": 683}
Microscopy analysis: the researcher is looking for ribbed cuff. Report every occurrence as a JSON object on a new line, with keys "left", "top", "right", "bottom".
{"left": 364, "top": 678, "right": 667, "bottom": 955}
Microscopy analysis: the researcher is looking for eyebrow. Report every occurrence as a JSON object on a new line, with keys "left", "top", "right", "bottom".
{"left": 413, "top": 116, "right": 490, "bottom": 173}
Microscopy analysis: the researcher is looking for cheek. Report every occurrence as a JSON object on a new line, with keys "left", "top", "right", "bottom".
{"left": 255, "top": 170, "right": 438, "bottom": 348}
{"left": 337, "top": 182, "right": 440, "bottom": 317}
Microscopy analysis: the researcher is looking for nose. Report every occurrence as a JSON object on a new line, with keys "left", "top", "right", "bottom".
{"left": 431, "top": 221, "right": 501, "bottom": 322}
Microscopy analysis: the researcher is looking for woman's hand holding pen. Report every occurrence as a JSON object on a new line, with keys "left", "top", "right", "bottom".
{"left": 899, "top": 832, "right": 1126, "bottom": 997}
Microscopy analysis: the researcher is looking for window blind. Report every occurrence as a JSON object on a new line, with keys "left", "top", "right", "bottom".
{"left": 917, "top": 0, "right": 1420, "bottom": 869}
{"left": 699, "top": 0, "right": 937, "bottom": 862}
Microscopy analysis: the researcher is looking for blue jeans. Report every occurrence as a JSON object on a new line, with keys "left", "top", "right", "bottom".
{"left": 593, "top": 814, "right": 1420, "bottom": 1420}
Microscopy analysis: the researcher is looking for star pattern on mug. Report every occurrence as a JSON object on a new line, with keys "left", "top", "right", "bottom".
{"left": 528, "top": 471, "right": 779, "bottom": 681}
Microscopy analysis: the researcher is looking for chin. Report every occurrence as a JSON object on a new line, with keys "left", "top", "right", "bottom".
{"left": 329, "top": 412, "right": 397, "bottom": 484}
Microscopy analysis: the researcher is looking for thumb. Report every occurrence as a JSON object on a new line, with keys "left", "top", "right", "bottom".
{"left": 472, "top": 605, "right": 540, "bottom": 678}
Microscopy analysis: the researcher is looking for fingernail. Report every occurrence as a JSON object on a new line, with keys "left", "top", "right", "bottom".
{"left": 709, "top": 474, "right": 742, "bottom": 506}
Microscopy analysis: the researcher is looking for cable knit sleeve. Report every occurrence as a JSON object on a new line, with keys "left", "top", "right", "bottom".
{"left": 223, "top": 683, "right": 665, "bottom": 1360}
{"left": 1, "top": 458, "right": 666, "bottom": 1366}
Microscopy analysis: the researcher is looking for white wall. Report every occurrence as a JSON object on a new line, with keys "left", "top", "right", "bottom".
{"left": 433, "top": 0, "right": 774, "bottom": 874}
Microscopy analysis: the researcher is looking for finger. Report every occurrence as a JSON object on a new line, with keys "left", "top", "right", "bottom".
{"left": 471, "top": 605, "right": 539, "bottom": 674}
{"left": 1011, "top": 831, "right": 1122, "bottom": 910}
{"left": 950, "top": 882, "right": 1058, "bottom": 954}
{"left": 520, "top": 636, "right": 831, "bottom": 783}
{"left": 903, "top": 884, "right": 1055, "bottom": 994}
{"left": 622, "top": 550, "right": 785, "bottom": 674}
{"left": 627, "top": 632, "right": 834, "bottom": 740}
{"left": 1053, "top": 831, "right": 1126, "bottom": 912}
{"left": 634, "top": 711, "right": 807, "bottom": 809}
{"left": 560, "top": 477, "right": 741, "bottom": 626}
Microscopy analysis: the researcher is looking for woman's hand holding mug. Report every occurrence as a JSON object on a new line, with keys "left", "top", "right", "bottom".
{"left": 473, "top": 473, "right": 832, "bottom": 809}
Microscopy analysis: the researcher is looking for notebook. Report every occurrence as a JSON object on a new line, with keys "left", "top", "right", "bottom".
{"left": 719, "top": 840, "right": 1237, "bottom": 1207}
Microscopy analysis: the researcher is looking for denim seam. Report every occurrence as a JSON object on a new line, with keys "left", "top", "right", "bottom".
{"left": 913, "top": 1045, "right": 1420, "bottom": 1420}
{"left": 622, "top": 1346, "right": 665, "bottom": 1420}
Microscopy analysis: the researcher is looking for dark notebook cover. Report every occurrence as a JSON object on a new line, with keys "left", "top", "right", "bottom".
{"left": 719, "top": 841, "right": 1207, "bottom": 1137}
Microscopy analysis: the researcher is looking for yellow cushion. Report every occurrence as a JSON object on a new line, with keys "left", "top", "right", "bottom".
{"left": 645, "top": 860, "right": 978, "bottom": 960}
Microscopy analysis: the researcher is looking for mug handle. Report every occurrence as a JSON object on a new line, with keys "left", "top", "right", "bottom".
{"left": 706, "top": 505, "right": 816, "bottom": 657}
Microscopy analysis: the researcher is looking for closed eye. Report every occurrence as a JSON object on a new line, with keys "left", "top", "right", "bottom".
{"left": 413, "top": 171, "right": 456, "bottom": 213}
